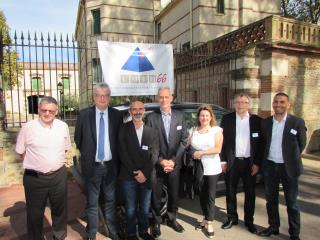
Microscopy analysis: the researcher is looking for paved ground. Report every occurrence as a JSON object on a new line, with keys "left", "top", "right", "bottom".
{"left": 0, "top": 156, "right": 319, "bottom": 240}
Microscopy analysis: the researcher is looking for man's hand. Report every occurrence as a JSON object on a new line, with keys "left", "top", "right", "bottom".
{"left": 133, "top": 170, "right": 147, "bottom": 183}
{"left": 251, "top": 164, "right": 259, "bottom": 176}
{"left": 161, "top": 159, "right": 175, "bottom": 173}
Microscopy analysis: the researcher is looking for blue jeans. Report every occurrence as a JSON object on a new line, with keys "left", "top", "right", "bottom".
{"left": 84, "top": 163, "right": 117, "bottom": 239}
{"left": 121, "top": 180, "right": 152, "bottom": 237}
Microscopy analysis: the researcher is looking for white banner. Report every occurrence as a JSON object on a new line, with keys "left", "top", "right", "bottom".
{"left": 97, "top": 41, "right": 174, "bottom": 96}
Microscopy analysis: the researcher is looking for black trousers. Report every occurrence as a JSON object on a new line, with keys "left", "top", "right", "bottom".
{"left": 263, "top": 160, "right": 300, "bottom": 239}
{"left": 152, "top": 166, "right": 180, "bottom": 224}
{"left": 225, "top": 159, "right": 256, "bottom": 224}
{"left": 199, "top": 175, "right": 219, "bottom": 221}
{"left": 23, "top": 166, "right": 67, "bottom": 240}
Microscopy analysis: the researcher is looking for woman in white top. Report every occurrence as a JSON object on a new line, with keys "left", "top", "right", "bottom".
{"left": 190, "top": 104, "right": 223, "bottom": 238}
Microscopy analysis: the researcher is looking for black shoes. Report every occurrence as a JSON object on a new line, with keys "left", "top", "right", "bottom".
{"left": 127, "top": 236, "right": 139, "bottom": 240}
{"left": 245, "top": 223, "right": 258, "bottom": 234}
{"left": 167, "top": 220, "right": 185, "bottom": 233}
{"left": 151, "top": 223, "right": 161, "bottom": 238}
{"left": 221, "top": 218, "right": 238, "bottom": 229}
{"left": 258, "top": 227, "right": 280, "bottom": 236}
{"left": 139, "top": 233, "right": 155, "bottom": 240}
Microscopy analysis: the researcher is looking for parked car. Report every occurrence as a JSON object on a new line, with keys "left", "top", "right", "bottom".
{"left": 71, "top": 102, "right": 230, "bottom": 220}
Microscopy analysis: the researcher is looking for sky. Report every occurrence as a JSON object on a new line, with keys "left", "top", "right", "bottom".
{"left": 1, "top": 0, "right": 79, "bottom": 37}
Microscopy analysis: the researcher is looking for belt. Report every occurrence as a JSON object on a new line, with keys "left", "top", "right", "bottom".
{"left": 235, "top": 157, "right": 250, "bottom": 161}
{"left": 94, "top": 161, "right": 111, "bottom": 166}
{"left": 25, "top": 166, "right": 64, "bottom": 177}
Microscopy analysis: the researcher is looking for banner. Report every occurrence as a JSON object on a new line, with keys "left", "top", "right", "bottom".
{"left": 97, "top": 41, "right": 174, "bottom": 96}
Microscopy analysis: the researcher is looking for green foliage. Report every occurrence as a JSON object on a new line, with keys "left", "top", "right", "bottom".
{"left": 2, "top": 51, "right": 22, "bottom": 88}
{"left": 281, "top": 0, "right": 320, "bottom": 24}
{"left": 0, "top": 10, "right": 10, "bottom": 44}
{"left": 62, "top": 93, "right": 79, "bottom": 112}
{"left": 1, "top": 10, "right": 22, "bottom": 88}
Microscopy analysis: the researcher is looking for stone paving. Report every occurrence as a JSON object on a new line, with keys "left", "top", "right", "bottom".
{"left": 0, "top": 156, "right": 319, "bottom": 240}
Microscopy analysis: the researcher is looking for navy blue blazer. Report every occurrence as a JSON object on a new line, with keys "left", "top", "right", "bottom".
{"left": 261, "top": 114, "right": 307, "bottom": 178}
{"left": 220, "top": 112, "right": 263, "bottom": 170}
{"left": 74, "top": 106, "right": 121, "bottom": 178}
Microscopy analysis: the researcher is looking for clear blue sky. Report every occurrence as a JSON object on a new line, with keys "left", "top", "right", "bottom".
{"left": 1, "top": 0, "right": 79, "bottom": 37}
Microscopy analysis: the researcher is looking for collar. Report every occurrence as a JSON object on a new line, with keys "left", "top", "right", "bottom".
{"left": 161, "top": 109, "right": 171, "bottom": 116}
{"left": 273, "top": 113, "right": 287, "bottom": 123}
{"left": 236, "top": 111, "right": 249, "bottom": 120}
{"left": 38, "top": 118, "right": 55, "bottom": 129}
{"left": 96, "top": 106, "right": 108, "bottom": 115}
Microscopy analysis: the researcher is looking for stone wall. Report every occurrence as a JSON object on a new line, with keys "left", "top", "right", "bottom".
{"left": 0, "top": 127, "right": 77, "bottom": 187}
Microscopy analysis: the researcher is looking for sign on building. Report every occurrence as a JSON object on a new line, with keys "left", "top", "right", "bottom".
{"left": 97, "top": 41, "right": 174, "bottom": 96}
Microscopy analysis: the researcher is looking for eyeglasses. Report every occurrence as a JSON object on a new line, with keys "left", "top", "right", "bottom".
{"left": 40, "top": 109, "right": 56, "bottom": 115}
{"left": 95, "top": 94, "right": 110, "bottom": 98}
{"left": 234, "top": 101, "right": 249, "bottom": 104}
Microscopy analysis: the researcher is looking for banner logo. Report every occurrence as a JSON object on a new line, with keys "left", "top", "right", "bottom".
{"left": 121, "top": 47, "right": 155, "bottom": 72}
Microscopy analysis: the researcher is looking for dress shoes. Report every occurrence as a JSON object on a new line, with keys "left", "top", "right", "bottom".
{"left": 139, "top": 232, "right": 155, "bottom": 240}
{"left": 258, "top": 227, "right": 279, "bottom": 236}
{"left": 221, "top": 219, "right": 238, "bottom": 229}
{"left": 151, "top": 223, "right": 161, "bottom": 238}
{"left": 167, "top": 220, "right": 185, "bottom": 233}
{"left": 127, "top": 235, "right": 139, "bottom": 240}
{"left": 245, "top": 223, "right": 258, "bottom": 234}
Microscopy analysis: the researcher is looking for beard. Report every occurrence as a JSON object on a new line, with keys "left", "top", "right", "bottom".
{"left": 132, "top": 113, "right": 143, "bottom": 122}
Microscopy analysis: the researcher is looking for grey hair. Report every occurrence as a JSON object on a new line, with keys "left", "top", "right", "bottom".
{"left": 94, "top": 82, "right": 111, "bottom": 94}
{"left": 39, "top": 96, "right": 58, "bottom": 106}
{"left": 157, "top": 86, "right": 172, "bottom": 95}
{"left": 233, "top": 93, "right": 250, "bottom": 102}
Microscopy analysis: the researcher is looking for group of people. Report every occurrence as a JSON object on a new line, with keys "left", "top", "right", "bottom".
{"left": 15, "top": 82, "right": 306, "bottom": 240}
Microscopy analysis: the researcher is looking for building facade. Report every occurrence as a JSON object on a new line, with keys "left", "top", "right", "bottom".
{"left": 75, "top": 0, "right": 280, "bottom": 107}
{"left": 5, "top": 62, "right": 78, "bottom": 127}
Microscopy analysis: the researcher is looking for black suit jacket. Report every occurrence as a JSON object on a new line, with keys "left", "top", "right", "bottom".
{"left": 118, "top": 121, "right": 159, "bottom": 188}
{"left": 74, "top": 106, "right": 121, "bottom": 178}
{"left": 220, "top": 112, "right": 263, "bottom": 170}
{"left": 145, "top": 108, "right": 188, "bottom": 170}
{"left": 261, "top": 114, "right": 307, "bottom": 178}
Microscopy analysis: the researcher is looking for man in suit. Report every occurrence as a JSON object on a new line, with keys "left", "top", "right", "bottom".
{"left": 145, "top": 87, "right": 188, "bottom": 238}
{"left": 74, "top": 82, "right": 121, "bottom": 240}
{"left": 259, "top": 92, "right": 306, "bottom": 240}
{"left": 118, "top": 99, "right": 159, "bottom": 240}
{"left": 220, "top": 93, "right": 262, "bottom": 234}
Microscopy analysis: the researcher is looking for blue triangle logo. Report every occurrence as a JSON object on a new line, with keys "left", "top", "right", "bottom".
{"left": 121, "top": 47, "right": 155, "bottom": 72}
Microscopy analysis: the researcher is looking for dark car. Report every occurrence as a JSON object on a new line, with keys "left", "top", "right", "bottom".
{"left": 115, "top": 102, "right": 230, "bottom": 195}
{"left": 71, "top": 102, "right": 230, "bottom": 221}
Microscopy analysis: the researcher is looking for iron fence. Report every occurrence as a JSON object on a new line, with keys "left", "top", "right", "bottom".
{"left": 0, "top": 30, "right": 82, "bottom": 128}
{"left": 0, "top": 30, "right": 239, "bottom": 129}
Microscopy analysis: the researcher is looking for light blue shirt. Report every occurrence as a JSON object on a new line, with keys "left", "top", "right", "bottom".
{"left": 161, "top": 110, "right": 171, "bottom": 142}
{"left": 268, "top": 114, "right": 287, "bottom": 163}
{"left": 95, "top": 107, "right": 112, "bottom": 162}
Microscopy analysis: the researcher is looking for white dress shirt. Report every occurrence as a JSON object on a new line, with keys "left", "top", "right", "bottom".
{"left": 268, "top": 114, "right": 287, "bottom": 163}
{"left": 135, "top": 124, "right": 144, "bottom": 146}
{"left": 235, "top": 112, "right": 251, "bottom": 158}
{"left": 95, "top": 107, "right": 112, "bottom": 162}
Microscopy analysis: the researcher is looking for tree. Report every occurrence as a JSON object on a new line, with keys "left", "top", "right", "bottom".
{"left": 0, "top": 10, "right": 22, "bottom": 88}
{"left": 281, "top": 0, "right": 320, "bottom": 24}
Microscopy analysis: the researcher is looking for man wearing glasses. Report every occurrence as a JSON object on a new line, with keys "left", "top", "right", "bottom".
{"left": 15, "top": 96, "right": 71, "bottom": 240}
{"left": 74, "top": 82, "right": 121, "bottom": 240}
{"left": 220, "top": 93, "right": 262, "bottom": 234}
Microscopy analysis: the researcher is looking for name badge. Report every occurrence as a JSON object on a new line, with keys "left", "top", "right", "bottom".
{"left": 290, "top": 129, "right": 297, "bottom": 135}
{"left": 142, "top": 145, "right": 149, "bottom": 150}
{"left": 252, "top": 132, "right": 259, "bottom": 138}
{"left": 177, "top": 125, "right": 182, "bottom": 130}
